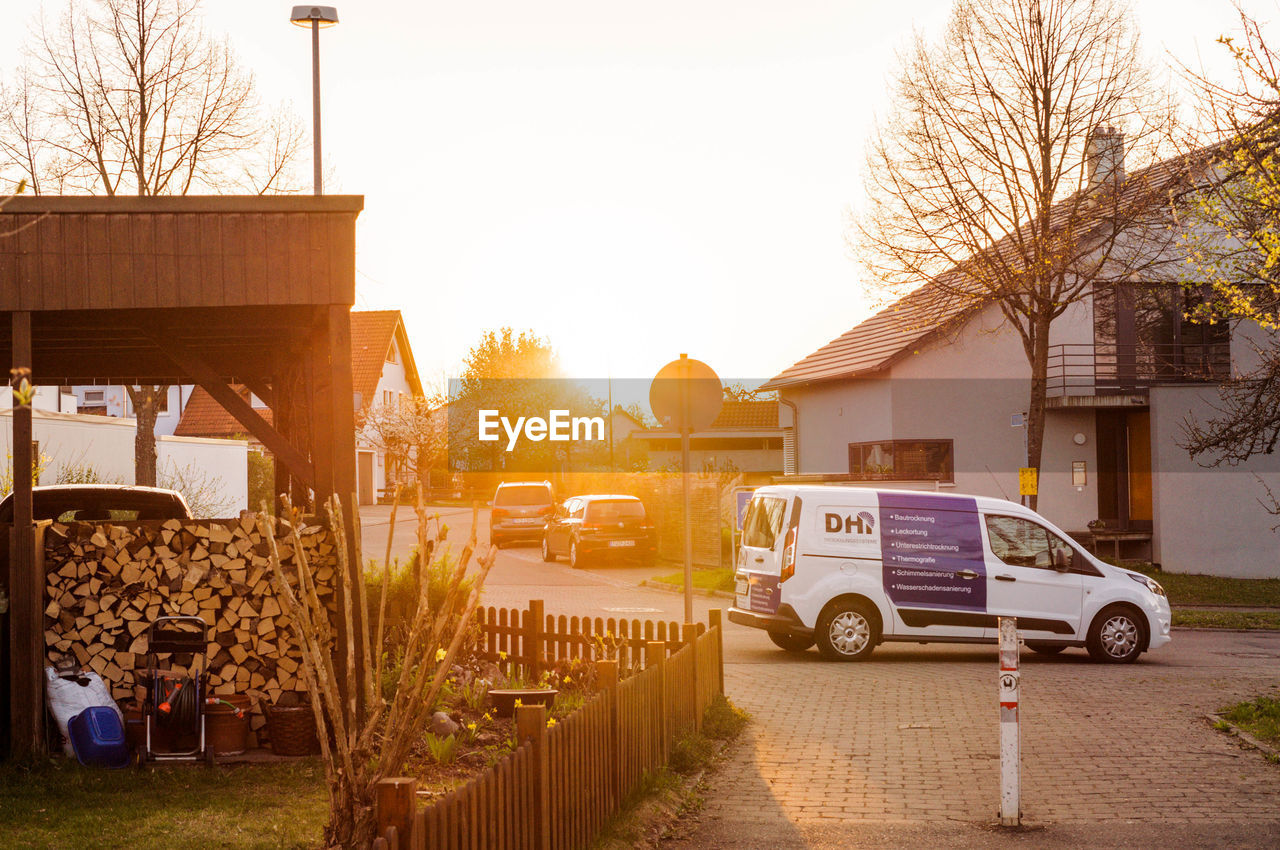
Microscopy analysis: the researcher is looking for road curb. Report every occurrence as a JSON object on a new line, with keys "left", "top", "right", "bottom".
{"left": 641, "top": 580, "right": 736, "bottom": 601}
{"left": 1206, "top": 713, "right": 1280, "bottom": 760}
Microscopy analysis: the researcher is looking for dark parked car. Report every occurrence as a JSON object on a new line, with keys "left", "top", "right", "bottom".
{"left": 541, "top": 495, "right": 656, "bottom": 568}
{"left": 490, "top": 481, "right": 555, "bottom": 548}
{"left": 0, "top": 485, "right": 193, "bottom": 523}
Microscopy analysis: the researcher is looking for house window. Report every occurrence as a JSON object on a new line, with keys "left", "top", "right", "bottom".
{"left": 1093, "top": 283, "right": 1230, "bottom": 387}
{"left": 84, "top": 390, "right": 105, "bottom": 404}
{"left": 848, "top": 440, "right": 954, "bottom": 482}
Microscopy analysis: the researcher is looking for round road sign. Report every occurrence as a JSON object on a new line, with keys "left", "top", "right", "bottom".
{"left": 649, "top": 355, "right": 723, "bottom": 432}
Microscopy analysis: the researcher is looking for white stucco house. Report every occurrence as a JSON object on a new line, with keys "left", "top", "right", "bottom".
{"left": 70, "top": 385, "right": 196, "bottom": 437}
{"left": 0, "top": 387, "right": 247, "bottom": 515}
{"left": 765, "top": 138, "right": 1280, "bottom": 579}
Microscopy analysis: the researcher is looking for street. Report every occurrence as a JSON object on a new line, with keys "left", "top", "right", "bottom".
{"left": 362, "top": 506, "right": 1280, "bottom": 848}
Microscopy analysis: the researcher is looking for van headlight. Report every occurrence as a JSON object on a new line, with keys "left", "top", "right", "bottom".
{"left": 1127, "top": 573, "right": 1166, "bottom": 598}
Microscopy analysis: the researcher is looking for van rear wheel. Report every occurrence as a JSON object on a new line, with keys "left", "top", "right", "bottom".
{"left": 816, "top": 599, "right": 879, "bottom": 662}
{"left": 767, "top": 631, "right": 815, "bottom": 653}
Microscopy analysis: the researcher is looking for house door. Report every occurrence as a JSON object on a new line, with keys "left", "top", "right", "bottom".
{"left": 1096, "top": 410, "right": 1152, "bottom": 530}
{"left": 358, "top": 452, "right": 375, "bottom": 506}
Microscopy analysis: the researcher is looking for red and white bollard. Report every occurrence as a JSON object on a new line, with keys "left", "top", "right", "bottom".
{"left": 998, "top": 616, "right": 1020, "bottom": 826}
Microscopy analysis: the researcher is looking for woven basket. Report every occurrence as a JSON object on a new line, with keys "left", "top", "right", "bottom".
{"left": 266, "top": 704, "right": 319, "bottom": 756}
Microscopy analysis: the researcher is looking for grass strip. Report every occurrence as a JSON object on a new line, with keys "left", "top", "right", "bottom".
{"left": 1120, "top": 563, "right": 1280, "bottom": 607}
{"left": 0, "top": 760, "right": 327, "bottom": 850}
{"left": 1172, "top": 610, "right": 1280, "bottom": 630}
{"left": 1218, "top": 694, "right": 1280, "bottom": 749}
{"left": 650, "top": 568, "right": 736, "bottom": 594}
{"left": 593, "top": 695, "right": 749, "bottom": 848}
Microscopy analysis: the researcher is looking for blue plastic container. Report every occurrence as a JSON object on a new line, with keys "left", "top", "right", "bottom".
{"left": 68, "top": 706, "right": 130, "bottom": 769}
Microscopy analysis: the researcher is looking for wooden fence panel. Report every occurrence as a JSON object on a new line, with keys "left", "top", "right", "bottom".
{"left": 477, "top": 603, "right": 689, "bottom": 681}
{"left": 398, "top": 614, "right": 725, "bottom": 850}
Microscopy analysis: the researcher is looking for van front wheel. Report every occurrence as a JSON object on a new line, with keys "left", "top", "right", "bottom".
{"left": 767, "top": 631, "right": 815, "bottom": 653}
{"left": 1086, "top": 605, "right": 1146, "bottom": 663}
{"left": 816, "top": 600, "right": 879, "bottom": 662}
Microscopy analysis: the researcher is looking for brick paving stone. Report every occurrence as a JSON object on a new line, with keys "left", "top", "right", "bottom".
{"left": 686, "top": 630, "right": 1280, "bottom": 836}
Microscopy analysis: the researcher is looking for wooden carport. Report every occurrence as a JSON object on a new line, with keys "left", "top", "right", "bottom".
{"left": 0, "top": 196, "right": 365, "bottom": 759}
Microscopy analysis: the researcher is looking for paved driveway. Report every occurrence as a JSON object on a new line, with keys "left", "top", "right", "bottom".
{"left": 668, "top": 630, "right": 1280, "bottom": 848}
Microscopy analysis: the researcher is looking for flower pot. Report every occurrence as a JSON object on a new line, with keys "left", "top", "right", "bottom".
{"left": 266, "top": 703, "right": 320, "bottom": 756}
{"left": 204, "top": 693, "right": 253, "bottom": 756}
{"left": 487, "top": 688, "right": 558, "bottom": 718}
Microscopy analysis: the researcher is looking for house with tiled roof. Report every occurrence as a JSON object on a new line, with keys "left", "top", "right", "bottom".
{"left": 173, "top": 310, "right": 425, "bottom": 504}
{"left": 765, "top": 133, "right": 1280, "bottom": 578}
{"left": 630, "top": 399, "right": 785, "bottom": 483}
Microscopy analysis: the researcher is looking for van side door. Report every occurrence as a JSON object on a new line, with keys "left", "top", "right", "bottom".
{"left": 878, "top": 493, "right": 990, "bottom": 641}
{"left": 981, "top": 514, "right": 1086, "bottom": 640}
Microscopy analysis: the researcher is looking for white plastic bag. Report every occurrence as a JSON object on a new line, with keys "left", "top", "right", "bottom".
{"left": 44, "top": 667, "right": 122, "bottom": 757}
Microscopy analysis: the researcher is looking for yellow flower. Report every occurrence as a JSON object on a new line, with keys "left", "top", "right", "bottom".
{"left": 498, "top": 651, "right": 507, "bottom": 661}
{"left": 483, "top": 712, "right": 492, "bottom": 721}
{"left": 546, "top": 718, "right": 556, "bottom": 728}
{"left": 514, "top": 698, "right": 523, "bottom": 708}
{"left": 435, "top": 648, "right": 446, "bottom": 662}
{"left": 467, "top": 722, "right": 477, "bottom": 732}
{"left": 563, "top": 675, "right": 572, "bottom": 684}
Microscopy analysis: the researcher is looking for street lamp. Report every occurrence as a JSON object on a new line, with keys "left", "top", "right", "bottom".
{"left": 290, "top": 6, "right": 339, "bottom": 195}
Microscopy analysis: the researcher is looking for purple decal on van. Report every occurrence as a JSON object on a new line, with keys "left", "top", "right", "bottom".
{"left": 748, "top": 573, "right": 781, "bottom": 614}
{"left": 878, "top": 493, "right": 986, "bottom": 612}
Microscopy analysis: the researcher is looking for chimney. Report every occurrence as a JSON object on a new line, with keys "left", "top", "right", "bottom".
{"left": 1086, "top": 125, "right": 1125, "bottom": 192}
{"left": 1085, "top": 125, "right": 1126, "bottom": 193}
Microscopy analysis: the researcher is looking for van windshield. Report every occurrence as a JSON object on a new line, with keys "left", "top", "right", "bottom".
{"left": 742, "top": 496, "right": 787, "bottom": 549}
{"left": 494, "top": 485, "right": 551, "bottom": 506}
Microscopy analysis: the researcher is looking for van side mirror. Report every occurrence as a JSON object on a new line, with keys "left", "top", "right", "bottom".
{"left": 1052, "top": 548, "right": 1072, "bottom": 572}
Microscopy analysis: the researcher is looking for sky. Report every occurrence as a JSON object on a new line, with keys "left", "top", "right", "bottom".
{"left": 1, "top": 0, "right": 1276, "bottom": 388}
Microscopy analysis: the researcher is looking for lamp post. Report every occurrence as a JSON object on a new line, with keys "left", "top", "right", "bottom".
{"left": 290, "top": 5, "right": 339, "bottom": 195}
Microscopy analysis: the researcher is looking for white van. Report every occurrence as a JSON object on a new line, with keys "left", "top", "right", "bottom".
{"left": 728, "top": 486, "right": 1171, "bottom": 663}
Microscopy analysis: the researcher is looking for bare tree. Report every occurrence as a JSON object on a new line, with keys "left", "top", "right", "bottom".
{"left": 856, "top": 0, "right": 1180, "bottom": 509}
{"left": 1171, "top": 5, "right": 1280, "bottom": 515}
{"left": 0, "top": 0, "right": 304, "bottom": 487}
{"left": 358, "top": 393, "right": 450, "bottom": 493}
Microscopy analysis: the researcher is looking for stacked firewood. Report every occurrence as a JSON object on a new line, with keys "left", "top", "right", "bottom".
{"left": 42, "top": 514, "right": 336, "bottom": 736}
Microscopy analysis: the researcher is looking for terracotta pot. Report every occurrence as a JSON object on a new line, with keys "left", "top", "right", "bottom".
{"left": 204, "top": 693, "right": 253, "bottom": 755}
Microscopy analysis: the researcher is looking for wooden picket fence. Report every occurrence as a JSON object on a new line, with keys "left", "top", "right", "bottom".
{"left": 475, "top": 599, "right": 697, "bottom": 675}
{"left": 373, "top": 608, "right": 726, "bottom": 850}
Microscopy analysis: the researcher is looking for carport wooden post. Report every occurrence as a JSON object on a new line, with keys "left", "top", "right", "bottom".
{"left": 8, "top": 310, "right": 43, "bottom": 759}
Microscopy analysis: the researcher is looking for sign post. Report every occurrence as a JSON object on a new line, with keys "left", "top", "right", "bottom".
{"left": 998, "top": 616, "right": 1021, "bottom": 826}
{"left": 650, "top": 355, "right": 722, "bottom": 624}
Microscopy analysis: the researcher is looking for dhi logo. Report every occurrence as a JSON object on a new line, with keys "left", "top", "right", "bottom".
{"left": 825, "top": 511, "right": 876, "bottom": 535}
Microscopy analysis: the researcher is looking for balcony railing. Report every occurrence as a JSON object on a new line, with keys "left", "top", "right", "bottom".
{"left": 1046, "top": 342, "right": 1231, "bottom": 397}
